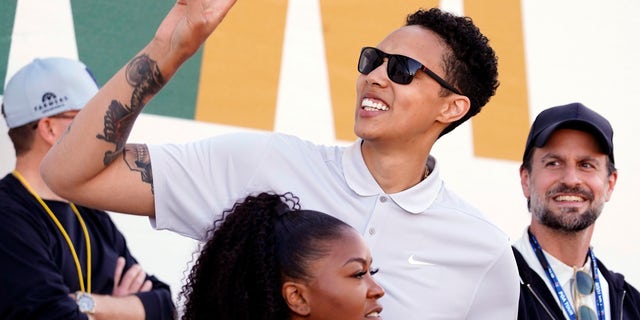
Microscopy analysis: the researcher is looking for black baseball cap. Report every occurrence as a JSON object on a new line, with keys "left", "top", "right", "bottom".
{"left": 522, "top": 102, "right": 614, "bottom": 164}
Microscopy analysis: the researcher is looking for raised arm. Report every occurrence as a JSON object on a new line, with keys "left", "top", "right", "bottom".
{"left": 41, "top": 0, "right": 237, "bottom": 217}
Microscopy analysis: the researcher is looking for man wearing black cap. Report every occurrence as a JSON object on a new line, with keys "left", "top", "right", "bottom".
{"left": 512, "top": 102, "right": 640, "bottom": 319}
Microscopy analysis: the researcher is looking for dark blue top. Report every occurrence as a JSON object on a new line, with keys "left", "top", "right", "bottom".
{"left": 0, "top": 174, "right": 175, "bottom": 319}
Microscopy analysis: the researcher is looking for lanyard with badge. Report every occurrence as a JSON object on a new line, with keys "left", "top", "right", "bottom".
{"left": 528, "top": 230, "right": 604, "bottom": 320}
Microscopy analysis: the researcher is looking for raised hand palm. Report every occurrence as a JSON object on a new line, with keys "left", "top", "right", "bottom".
{"left": 155, "top": 0, "right": 237, "bottom": 62}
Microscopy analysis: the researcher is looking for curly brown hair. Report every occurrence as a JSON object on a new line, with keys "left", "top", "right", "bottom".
{"left": 180, "top": 192, "right": 351, "bottom": 320}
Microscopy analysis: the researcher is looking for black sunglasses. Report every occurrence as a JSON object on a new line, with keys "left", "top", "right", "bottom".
{"left": 357, "top": 47, "right": 461, "bottom": 94}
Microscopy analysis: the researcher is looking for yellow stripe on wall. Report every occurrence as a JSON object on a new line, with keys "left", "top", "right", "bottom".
{"left": 195, "top": 0, "right": 288, "bottom": 130}
{"left": 466, "top": 0, "right": 530, "bottom": 161}
{"left": 320, "top": 0, "right": 440, "bottom": 141}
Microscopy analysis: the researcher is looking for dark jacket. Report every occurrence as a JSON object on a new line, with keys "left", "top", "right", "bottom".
{"left": 514, "top": 247, "right": 640, "bottom": 320}
{"left": 0, "top": 174, "right": 176, "bottom": 319}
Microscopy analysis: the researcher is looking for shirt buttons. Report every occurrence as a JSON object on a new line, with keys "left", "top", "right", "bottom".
{"left": 379, "top": 196, "right": 388, "bottom": 203}
{"left": 369, "top": 227, "right": 376, "bottom": 235}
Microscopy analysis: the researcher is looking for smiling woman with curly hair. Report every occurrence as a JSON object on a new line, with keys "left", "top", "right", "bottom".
{"left": 180, "top": 192, "right": 384, "bottom": 320}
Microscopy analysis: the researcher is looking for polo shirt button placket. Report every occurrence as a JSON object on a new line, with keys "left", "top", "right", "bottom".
{"left": 367, "top": 195, "right": 387, "bottom": 237}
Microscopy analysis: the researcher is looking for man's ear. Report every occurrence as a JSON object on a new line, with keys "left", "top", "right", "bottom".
{"left": 605, "top": 169, "right": 618, "bottom": 202}
{"left": 437, "top": 96, "right": 470, "bottom": 124}
{"left": 282, "top": 281, "right": 311, "bottom": 316}
{"left": 35, "top": 118, "right": 59, "bottom": 145}
{"left": 520, "top": 166, "right": 531, "bottom": 198}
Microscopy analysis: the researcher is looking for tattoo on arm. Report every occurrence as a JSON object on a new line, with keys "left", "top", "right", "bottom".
{"left": 96, "top": 54, "right": 165, "bottom": 165}
{"left": 96, "top": 100, "right": 137, "bottom": 164}
{"left": 123, "top": 144, "right": 154, "bottom": 194}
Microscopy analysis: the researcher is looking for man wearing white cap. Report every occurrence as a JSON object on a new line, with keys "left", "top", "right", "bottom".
{"left": 0, "top": 57, "right": 175, "bottom": 319}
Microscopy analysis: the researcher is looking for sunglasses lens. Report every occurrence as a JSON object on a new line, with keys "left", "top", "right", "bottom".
{"left": 358, "top": 47, "right": 430, "bottom": 86}
{"left": 387, "top": 56, "right": 413, "bottom": 85}
{"left": 578, "top": 305, "right": 597, "bottom": 320}
{"left": 576, "top": 270, "right": 595, "bottom": 295}
{"left": 358, "top": 48, "right": 383, "bottom": 75}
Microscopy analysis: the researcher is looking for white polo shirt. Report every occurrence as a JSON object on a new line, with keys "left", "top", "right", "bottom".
{"left": 149, "top": 132, "right": 519, "bottom": 319}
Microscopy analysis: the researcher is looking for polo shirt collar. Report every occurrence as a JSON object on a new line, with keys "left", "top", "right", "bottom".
{"left": 342, "top": 139, "right": 442, "bottom": 214}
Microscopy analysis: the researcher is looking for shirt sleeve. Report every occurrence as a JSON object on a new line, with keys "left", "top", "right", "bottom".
{"left": 467, "top": 244, "right": 520, "bottom": 319}
{"left": 97, "top": 210, "right": 176, "bottom": 320}
{"left": 134, "top": 277, "right": 176, "bottom": 320}
{"left": 148, "top": 132, "right": 276, "bottom": 240}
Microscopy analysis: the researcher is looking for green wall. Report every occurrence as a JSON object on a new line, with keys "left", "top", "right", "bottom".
{"left": 1, "top": 0, "right": 202, "bottom": 119}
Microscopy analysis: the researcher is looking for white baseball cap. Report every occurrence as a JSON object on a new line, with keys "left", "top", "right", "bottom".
{"left": 2, "top": 57, "right": 99, "bottom": 128}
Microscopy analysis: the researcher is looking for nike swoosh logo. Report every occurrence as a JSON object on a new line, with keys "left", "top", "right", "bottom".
{"left": 407, "top": 255, "right": 436, "bottom": 266}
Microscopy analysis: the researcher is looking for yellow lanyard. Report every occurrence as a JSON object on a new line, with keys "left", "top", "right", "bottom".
{"left": 12, "top": 170, "right": 92, "bottom": 293}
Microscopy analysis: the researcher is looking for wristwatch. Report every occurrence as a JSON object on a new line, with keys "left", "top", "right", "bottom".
{"left": 75, "top": 291, "right": 96, "bottom": 315}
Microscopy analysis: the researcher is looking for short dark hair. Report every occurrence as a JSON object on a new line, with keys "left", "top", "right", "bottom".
{"left": 7, "top": 120, "right": 39, "bottom": 156}
{"left": 406, "top": 8, "right": 499, "bottom": 137}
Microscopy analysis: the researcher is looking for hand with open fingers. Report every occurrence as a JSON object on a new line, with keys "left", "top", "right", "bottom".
{"left": 154, "top": 0, "right": 238, "bottom": 65}
{"left": 111, "top": 257, "right": 153, "bottom": 297}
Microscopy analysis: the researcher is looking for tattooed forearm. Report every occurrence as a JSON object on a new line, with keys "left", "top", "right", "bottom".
{"left": 97, "top": 100, "right": 137, "bottom": 164}
{"left": 123, "top": 144, "right": 154, "bottom": 194}
{"left": 126, "top": 54, "right": 165, "bottom": 114}
{"left": 96, "top": 54, "right": 165, "bottom": 166}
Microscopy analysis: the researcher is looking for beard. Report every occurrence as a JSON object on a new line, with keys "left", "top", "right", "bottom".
{"left": 529, "top": 183, "right": 604, "bottom": 233}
